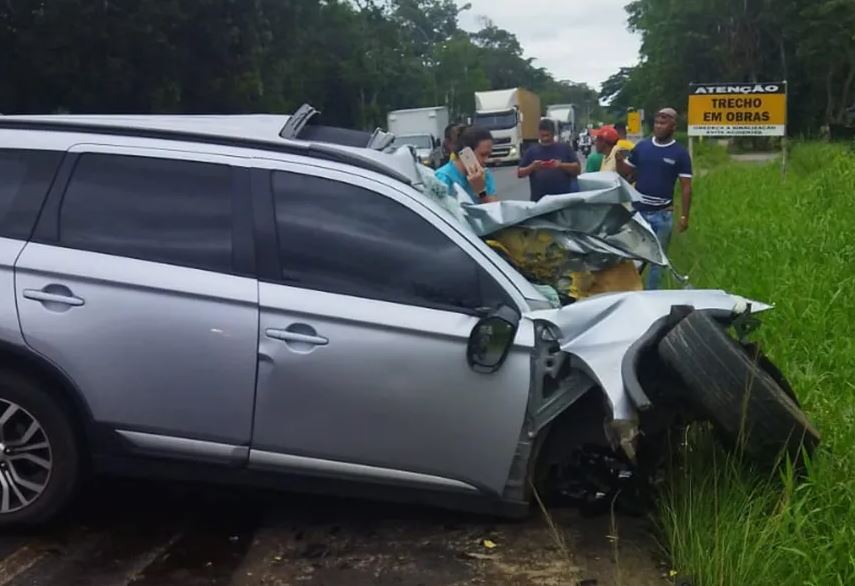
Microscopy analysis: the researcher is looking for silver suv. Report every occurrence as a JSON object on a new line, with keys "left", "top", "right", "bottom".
{"left": 0, "top": 113, "right": 816, "bottom": 525}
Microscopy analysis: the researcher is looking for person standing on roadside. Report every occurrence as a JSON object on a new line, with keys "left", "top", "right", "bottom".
{"left": 584, "top": 147, "right": 604, "bottom": 172}
{"left": 517, "top": 119, "right": 580, "bottom": 202}
{"left": 593, "top": 126, "right": 620, "bottom": 172}
{"left": 438, "top": 123, "right": 462, "bottom": 166}
{"left": 616, "top": 107, "right": 693, "bottom": 290}
{"left": 435, "top": 126, "right": 499, "bottom": 203}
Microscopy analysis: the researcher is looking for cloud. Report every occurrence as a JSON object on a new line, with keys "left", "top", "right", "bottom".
{"left": 457, "top": 0, "right": 640, "bottom": 90}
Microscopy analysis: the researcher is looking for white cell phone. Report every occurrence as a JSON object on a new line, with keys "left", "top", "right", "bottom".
{"left": 458, "top": 147, "right": 481, "bottom": 175}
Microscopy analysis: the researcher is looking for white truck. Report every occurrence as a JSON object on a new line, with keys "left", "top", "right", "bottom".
{"left": 474, "top": 88, "right": 541, "bottom": 164}
{"left": 545, "top": 104, "right": 576, "bottom": 144}
{"left": 387, "top": 106, "right": 449, "bottom": 168}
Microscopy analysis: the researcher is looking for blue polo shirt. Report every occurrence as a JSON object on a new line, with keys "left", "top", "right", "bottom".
{"left": 627, "top": 138, "right": 692, "bottom": 211}
{"left": 519, "top": 142, "right": 579, "bottom": 201}
{"left": 435, "top": 161, "right": 496, "bottom": 204}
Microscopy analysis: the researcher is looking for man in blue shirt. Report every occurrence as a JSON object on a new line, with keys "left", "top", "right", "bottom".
{"left": 617, "top": 107, "right": 693, "bottom": 289}
{"left": 517, "top": 119, "right": 580, "bottom": 202}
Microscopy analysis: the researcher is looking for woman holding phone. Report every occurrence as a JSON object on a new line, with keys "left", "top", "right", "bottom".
{"left": 434, "top": 126, "right": 498, "bottom": 204}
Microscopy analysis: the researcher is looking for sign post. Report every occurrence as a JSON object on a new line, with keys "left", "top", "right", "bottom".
{"left": 688, "top": 81, "right": 788, "bottom": 169}
{"left": 626, "top": 108, "right": 643, "bottom": 142}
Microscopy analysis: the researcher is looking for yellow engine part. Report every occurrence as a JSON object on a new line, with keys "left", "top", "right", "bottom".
{"left": 571, "top": 261, "right": 643, "bottom": 299}
{"left": 486, "top": 227, "right": 642, "bottom": 300}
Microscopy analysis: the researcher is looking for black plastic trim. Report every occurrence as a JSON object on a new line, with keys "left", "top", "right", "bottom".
{"left": 621, "top": 316, "right": 667, "bottom": 412}
{"left": 93, "top": 454, "right": 530, "bottom": 519}
{"left": 249, "top": 168, "right": 281, "bottom": 282}
{"left": 231, "top": 166, "right": 256, "bottom": 277}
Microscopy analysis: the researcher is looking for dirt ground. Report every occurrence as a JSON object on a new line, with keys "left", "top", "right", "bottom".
{"left": 0, "top": 480, "right": 670, "bottom": 586}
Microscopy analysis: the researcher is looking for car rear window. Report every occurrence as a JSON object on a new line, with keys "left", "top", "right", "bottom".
{"left": 57, "top": 153, "right": 236, "bottom": 273}
{"left": 0, "top": 149, "right": 62, "bottom": 240}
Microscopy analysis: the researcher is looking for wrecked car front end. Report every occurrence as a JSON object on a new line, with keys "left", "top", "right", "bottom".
{"left": 528, "top": 289, "right": 772, "bottom": 459}
{"left": 410, "top": 161, "right": 818, "bottom": 510}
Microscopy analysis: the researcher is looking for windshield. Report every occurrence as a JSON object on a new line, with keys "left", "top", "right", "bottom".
{"left": 474, "top": 110, "right": 517, "bottom": 131}
{"left": 395, "top": 135, "right": 433, "bottom": 150}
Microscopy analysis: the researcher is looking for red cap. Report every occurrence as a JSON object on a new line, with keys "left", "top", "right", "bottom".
{"left": 592, "top": 126, "right": 619, "bottom": 144}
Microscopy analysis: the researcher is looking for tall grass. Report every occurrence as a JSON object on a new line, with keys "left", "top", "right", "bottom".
{"left": 661, "top": 143, "right": 855, "bottom": 585}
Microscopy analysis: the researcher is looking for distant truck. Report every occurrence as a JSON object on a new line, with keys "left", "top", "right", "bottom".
{"left": 387, "top": 106, "right": 449, "bottom": 168}
{"left": 473, "top": 88, "right": 541, "bottom": 164}
{"left": 545, "top": 104, "right": 576, "bottom": 144}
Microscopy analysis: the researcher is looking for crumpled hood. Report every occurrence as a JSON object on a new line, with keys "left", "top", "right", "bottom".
{"left": 463, "top": 172, "right": 669, "bottom": 269}
{"left": 526, "top": 289, "right": 771, "bottom": 421}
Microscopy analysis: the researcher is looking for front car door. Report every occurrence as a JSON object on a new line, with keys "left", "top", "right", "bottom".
{"left": 16, "top": 144, "right": 259, "bottom": 461}
{"left": 249, "top": 162, "right": 534, "bottom": 495}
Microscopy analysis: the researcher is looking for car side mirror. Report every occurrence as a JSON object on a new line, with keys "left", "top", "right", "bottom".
{"left": 467, "top": 306, "right": 520, "bottom": 374}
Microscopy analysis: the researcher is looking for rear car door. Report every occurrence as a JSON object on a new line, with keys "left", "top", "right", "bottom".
{"left": 15, "top": 145, "right": 259, "bottom": 460}
{"left": 249, "top": 164, "right": 534, "bottom": 495}
{"left": 0, "top": 148, "right": 64, "bottom": 346}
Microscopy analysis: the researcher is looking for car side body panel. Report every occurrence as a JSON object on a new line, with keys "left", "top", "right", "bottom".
{"left": 16, "top": 244, "right": 260, "bottom": 445}
{"left": 253, "top": 282, "right": 534, "bottom": 495}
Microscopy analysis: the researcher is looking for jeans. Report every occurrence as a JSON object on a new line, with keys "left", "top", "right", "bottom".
{"left": 641, "top": 209, "right": 673, "bottom": 290}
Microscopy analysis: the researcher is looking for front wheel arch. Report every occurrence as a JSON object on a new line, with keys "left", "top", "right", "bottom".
{"left": 0, "top": 342, "right": 93, "bottom": 458}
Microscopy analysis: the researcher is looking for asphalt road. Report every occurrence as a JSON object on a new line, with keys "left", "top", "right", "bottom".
{"left": 491, "top": 165, "right": 530, "bottom": 201}
{"left": 0, "top": 480, "right": 667, "bottom": 586}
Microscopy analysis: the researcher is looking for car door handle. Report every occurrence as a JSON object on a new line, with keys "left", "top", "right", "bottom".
{"left": 265, "top": 328, "right": 329, "bottom": 346}
{"left": 23, "top": 288, "right": 85, "bottom": 307}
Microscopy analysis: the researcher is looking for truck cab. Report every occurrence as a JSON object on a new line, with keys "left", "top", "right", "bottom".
{"left": 545, "top": 104, "right": 577, "bottom": 145}
{"left": 473, "top": 108, "right": 522, "bottom": 164}
{"left": 474, "top": 89, "right": 541, "bottom": 165}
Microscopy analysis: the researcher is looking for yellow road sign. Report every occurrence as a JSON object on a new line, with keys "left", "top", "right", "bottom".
{"left": 688, "top": 82, "right": 787, "bottom": 137}
{"left": 626, "top": 110, "right": 642, "bottom": 135}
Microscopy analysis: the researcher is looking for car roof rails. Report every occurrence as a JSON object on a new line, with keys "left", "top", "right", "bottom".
{"left": 280, "top": 103, "right": 396, "bottom": 151}
{"left": 278, "top": 104, "right": 320, "bottom": 139}
{"left": 367, "top": 128, "right": 396, "bottom": 151}
{"left": 0, "top": 109, "right": 416, "bottom": 184}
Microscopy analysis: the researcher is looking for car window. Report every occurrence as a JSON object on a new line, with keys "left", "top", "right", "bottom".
{"left": 58, "top": 154, "right": 235, "bottom": 273}
{"left": 0, "top": 149, "right": 62, "bottom": 239}
{"left": 271, "top": 171, "right": 512, "bottom": 313}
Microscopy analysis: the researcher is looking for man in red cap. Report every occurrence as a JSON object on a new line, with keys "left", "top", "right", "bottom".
{"left": 592, "top": 126, "right": 620, "bottom": 172}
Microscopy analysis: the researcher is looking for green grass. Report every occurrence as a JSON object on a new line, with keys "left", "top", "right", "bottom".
{"left": 660, "top": 142, "right": 855, "bottom": 585}
{"left": 692, "top": 139, "right": 730, "bottom": 170}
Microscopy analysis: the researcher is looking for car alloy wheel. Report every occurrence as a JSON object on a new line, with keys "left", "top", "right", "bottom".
{"left": 0, "top": 399, "right": 52, "bottom": 513}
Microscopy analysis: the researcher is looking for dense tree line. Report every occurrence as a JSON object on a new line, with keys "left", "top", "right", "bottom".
{"left": 601, "top": 0, "right": 855, "bottom": 134}
{"left": 0, "top": 0, "right": 601, "bottom": 129}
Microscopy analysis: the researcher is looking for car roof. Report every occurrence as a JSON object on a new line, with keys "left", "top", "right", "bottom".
{"left": 0, "top": 114, "right": 422, "bottom": 186}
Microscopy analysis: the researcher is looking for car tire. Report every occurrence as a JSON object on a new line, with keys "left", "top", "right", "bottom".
{"left": 657, "top": 310, "right": 820, "bottom": 464}
{"left": 0, "top": 370, "right": 81, "bottom": 526}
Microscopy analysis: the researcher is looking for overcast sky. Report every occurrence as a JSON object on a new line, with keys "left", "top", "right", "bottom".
{"left": 457, "top": 0, "right": 640, "bottom": 91}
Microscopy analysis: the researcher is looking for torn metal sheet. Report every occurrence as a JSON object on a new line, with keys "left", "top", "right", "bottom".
{"left": 527, "top": 290, "right": 772, "bottom": 422}
{"left": 414, "top": 165, "right": 667, "bottom": 272}
{"left": 463, "top": 172, "right": 668, "bottom": 269}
